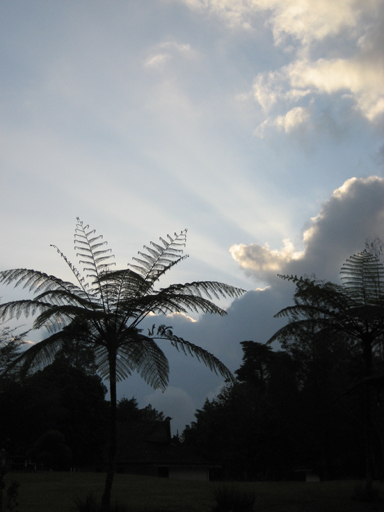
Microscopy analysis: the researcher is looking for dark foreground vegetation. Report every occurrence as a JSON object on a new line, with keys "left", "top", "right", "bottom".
{"left": 2, "top": 223, "right": 384, "bottom": 510}
{"left": 183, "top": 247, "right": 384, "bottom": 492}
{"left": 5, "top": 472, "right": 384, "bottom": 512}
{"left": 0, "top": 220, "right": 244, "bottom": 510}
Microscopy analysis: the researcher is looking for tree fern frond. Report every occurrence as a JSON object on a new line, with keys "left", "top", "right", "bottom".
{"left": 129, "top": 230, "right": 187, "bottom": 283}
{"left": 0, "top": 219, "right": 247, "bottom": 510}
{"left": 0, "top": 299, "right": 55, "bottom": 322}
{"left": 156, "top": 325, "right": 235, "bottom": 384}
{"left": 50, "top": 245, "right": 89, "bottom": 291}
{"left": 0, "top": 268, "right": 79, "bottom": 296}
{"left": 32, "top": 303, "right": 103, "bottom": 332}
{"left": 166, "top": 281, "right": 246, "bottom": 300}
{"left": 118, "top": 331, "right": 169, "bottom": 388}
{"left": 127, "top": 281, "right": 245, "bottom": 323}
{"left": 10, "top": 331, "right": 69, "bottom": 376}
{"left": 74, "top": 218, "right": 116, "bottom": 277}
{"left": 341, "top": 250, "right": 384, "bottom": 304}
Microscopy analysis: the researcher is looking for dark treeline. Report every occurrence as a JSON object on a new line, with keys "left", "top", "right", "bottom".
{"left": 181, "top": 338, "right": 372, "bottom": 481}
{"left": 2, "top": 234, "right": 384, "bottom": 498}
{"left": 181, "top": 248, "right": 384, "bottom": 484}
{"left": 0, "top": 343, "right": 165, "bottom": 471}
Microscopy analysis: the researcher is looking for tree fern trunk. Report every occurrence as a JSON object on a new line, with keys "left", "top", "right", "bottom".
{"left": 101, "top": 352, "right": 117, "bottom": 511}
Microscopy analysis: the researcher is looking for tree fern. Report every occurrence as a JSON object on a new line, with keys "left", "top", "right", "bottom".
{"left": 0, "top": 219, "right": 245, "bottom": 510}
{"left": 269, "top": 249, "right": 384, "bottom": 493}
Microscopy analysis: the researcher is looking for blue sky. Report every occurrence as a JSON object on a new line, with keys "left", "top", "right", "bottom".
{"left": 1, "top": 0, "right": 384, "bottom": 433}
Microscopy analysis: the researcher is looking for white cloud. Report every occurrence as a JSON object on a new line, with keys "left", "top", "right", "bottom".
{"left": 253, "top": 53, "right": 384, "bottom": 129}
{"left": 287, "top": 57, "right": 384, "bottom": 121}
{"left": 137, "top": 176, "right": 384, "bottom": 430}
{"left": 178, "top": 0, "right": 379, "bottom": 44}
{"left": 275, "top": 106, "right": 310, "bottom": 133}
{"left": 178, "top": 0, "right": 384, "bottom": 129}
{"left": 230, "top": 239, "right": 304, "bottom": 279}
{"left": 231, "top": 176, "right": 384, "bottom": 283}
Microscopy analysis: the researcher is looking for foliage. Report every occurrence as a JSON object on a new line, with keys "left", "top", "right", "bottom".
{"left": 212, "top": 485, "right": 255, "bottom": 512}
{"left": 0, "top": 466, "right": 19, "bottom": 512}
{"left": 72, "top": 493, "right": 129, "bottom": 512}
{"left": 182, "top": 330, "right": 376, "bottom": 481}
{"left": 269, "top": 250, "right": 384, "bottom": 489}
{"left": 116, "top": 398, "right": 165, "bottom": 423}
{"left": 183, "top": 341, "right": 303, "bottom": 480}
{"left": 53, "top": 333, "right": 98, "bottom": 376}
{"left": 0, "top": 359, "right": 108, "bottom": 467}
{"left": 0, "top": 219, "right": 244, "bottom": 510}
{"left": 26, "top": 430, "right": 72, "bottom": 470}
{"left": 0, "top": 324, "right": 27, "bottom": 380}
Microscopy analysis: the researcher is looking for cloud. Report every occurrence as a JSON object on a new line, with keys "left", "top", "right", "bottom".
{"left": 179, "top": 0, "right": 384, "bottom": 130}
{"left": 253, "top": 53, "right": 384, "bottom": 130}
{"left": 230, "top": 239, "right": 304, "bottom": 280}
{"left": 102, "top": 176, "right": 384, "bottom": 431}
{"left": 287, "top": 57, "right": 384, "bottom": 121}
{"left": 144, "top": 40, "right": 197, "bottom": 69}
{"left": 179, "top": 0, "right": 378, "bottom": 44}
{"left": 231, "top": 176, "right": 384, "bottom": 283}
{"left": 264, "top": 0, "right": 362, "bottom": 46}
{"left": 256, "top": 106, "right": 311, "bottom": 137}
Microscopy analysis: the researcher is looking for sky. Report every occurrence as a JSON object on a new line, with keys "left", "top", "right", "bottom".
{"left": 1, "top": 0, "right": 384, "bottom": 433}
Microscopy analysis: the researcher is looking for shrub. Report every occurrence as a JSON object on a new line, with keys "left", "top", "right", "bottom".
{"left": 212, "top": 485, "right": 255, "bottom": 512}
{"left": 72, "top": 492, "right": 129, "bottom": 512}
{"left": 0, "top": 467, "right": 20, "bottom": 512}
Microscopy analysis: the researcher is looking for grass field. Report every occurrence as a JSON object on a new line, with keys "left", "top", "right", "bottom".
{"left": 5, "top": 472, "right": 384, "bottom": 512}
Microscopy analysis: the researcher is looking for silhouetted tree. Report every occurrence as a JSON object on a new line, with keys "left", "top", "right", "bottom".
{"left": 183, "top": 341, "right": 302, "bottom": 480}
{"left": 0, "top": 325, "right": 26, "bottom": 381}
{"left": 27, "top": 430, "right": 72, "bottom": 470}
{"left": 116, "top": 397, "right": 164, "bottom": 423}
{"left": 269, "top": 250, "right": 384, "bottom": 490}
{"left": 0, "top": 219, "right": 244, "bottom": 510}
{"left": 0, "top": 360, "right": 108, "bottom": 466}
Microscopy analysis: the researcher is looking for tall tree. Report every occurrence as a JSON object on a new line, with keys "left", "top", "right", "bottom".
{"left": 0, "top": 324, "right": 27, "bottom": 385}
{"left": 268, "top": 250, "right": 384, "bottom": 491}
{"left": 0, "top": 359, "right": 108, "bottom": 466}
{"left": 0, "top": 219, "right": 244, "bottom": 510}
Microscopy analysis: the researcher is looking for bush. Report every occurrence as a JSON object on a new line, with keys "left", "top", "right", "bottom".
{"left": 212, "top": 485, "right": 255, "bottom": 512}
{"left": 0, "top": 467, "right": 20, "bottom": 512}
{"left": 72, "top": 493, "right": 129, "bottom": 512}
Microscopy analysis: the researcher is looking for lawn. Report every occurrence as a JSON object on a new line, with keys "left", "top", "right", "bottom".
{"left": 5, "top": 472, "right": 384, "bottom": 512}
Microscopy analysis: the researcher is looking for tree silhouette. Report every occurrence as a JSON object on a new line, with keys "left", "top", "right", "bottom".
{"left": 269, "top": 250, "right": 384, "bottom": 492}
{"left": 0, "top": 219, "right": 244, "bottom": 510}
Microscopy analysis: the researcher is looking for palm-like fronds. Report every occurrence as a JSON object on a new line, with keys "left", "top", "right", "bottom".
{"left": 154, "top": 324, "right": 236, "bottom": 383}
{"left": 270, "top": 253, "right": 384, "bottom": 348}
{"left": 271, "top": 250, "right": 384, "bottom": 493}
{"left": 341, "top": 250, "right": 384, "bottom": 304}
{"left": 130, "top": 230, "right": 187, "bottom": 284}
{"left": 0, "top": 219, "right": 245, "bottom": 509}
